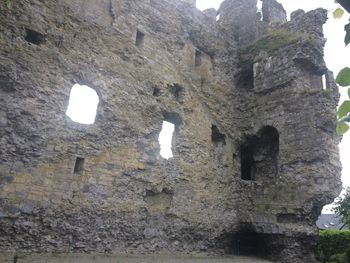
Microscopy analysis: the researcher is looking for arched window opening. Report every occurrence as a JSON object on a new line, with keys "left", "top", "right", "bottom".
{"left": 158, "top": 121, "right": 175, "bottom": 159}
{"left": 240, "top": 126, "right": 279, "bottom": 181}
{"left": 66, "top": 84, "right": 99, "bottom": 125}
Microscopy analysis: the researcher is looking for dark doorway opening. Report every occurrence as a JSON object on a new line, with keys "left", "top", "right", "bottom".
{"left": 232, "top": 229, "right": 268, "bottom": 258}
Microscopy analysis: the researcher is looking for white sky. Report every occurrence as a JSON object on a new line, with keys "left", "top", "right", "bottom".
{"left": 66, "top": 84, "right": 99, "bottom": 125}
{"left": 197, "top": 0, "right": 350, "bottom": 212}
{"left": 159, "top": 121, "right": 175, "bottom": 159}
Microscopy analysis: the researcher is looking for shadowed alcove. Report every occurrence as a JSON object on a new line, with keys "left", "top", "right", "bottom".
{"left": 241, "top": 126, "right": 279, "bottom": 181}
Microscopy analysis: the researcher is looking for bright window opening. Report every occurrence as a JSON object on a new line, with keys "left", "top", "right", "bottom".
{"left": 322, "top": 74, "right": 327, "bottom": 90}
{"left": 158, "top": 121, "right": 175, "bottom": 159}
{"left": 66, "top": 84, "right": 99, "bottom": 125}
{"left": 256, "top": 0, "right": 263, "bottom": 21}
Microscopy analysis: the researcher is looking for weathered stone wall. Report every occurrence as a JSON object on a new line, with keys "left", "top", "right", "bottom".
{"left": 0, "top": 0, "right": 342, "bottom": 262}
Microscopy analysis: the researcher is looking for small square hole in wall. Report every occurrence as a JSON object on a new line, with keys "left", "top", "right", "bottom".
{"left": 153, "top": 86, "right": 161, "bottom": 97}
{"left": 25, "top": 28, "right": 46, "bottom": 45}
{"left": 195, "top": 50, "right": 202, "bottom": 67}
{"left": 135, "top": 30, "right": 145, "bottom": 47}
{"left": 74, "top": 157, "right": 85, "bottom": 174}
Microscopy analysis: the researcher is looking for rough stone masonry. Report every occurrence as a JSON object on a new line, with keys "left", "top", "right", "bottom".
{"left": 0, "top": 0, "right": 342, "bottom": 262}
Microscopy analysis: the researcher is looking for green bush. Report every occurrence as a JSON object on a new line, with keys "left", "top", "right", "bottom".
{"left": 316, "top": 230, "right": 350, "bottom": 263}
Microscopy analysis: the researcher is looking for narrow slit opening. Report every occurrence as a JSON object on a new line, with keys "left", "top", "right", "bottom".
{"left": 158, "top": 121, "right": 175, "bottom": 159}
{"left": 322, "top": 74, "right": 327, "bottom": 90}
{"left": 74, "top": 157, "right": 85, "bottom": 174}
{"left": 195, "top": 50, "right": 202, "bottom": 67}
{"left": 135, "top": 30, "right": 145, "bottom": 47}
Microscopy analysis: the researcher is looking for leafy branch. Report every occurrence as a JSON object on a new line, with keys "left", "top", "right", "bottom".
{"left": 332, "top": 5, "right": 350, "bottom": 135}
{"left": 334, "top": 187, "right": 350, "bottom": 228}
{"left": 336, "top": 68, "right": 350, "bottom": 134}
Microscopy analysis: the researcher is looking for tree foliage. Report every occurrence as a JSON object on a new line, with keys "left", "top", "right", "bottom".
{"left": 333, "top": 5, "right": 350, "bottom": 135}
{"left": 316, "top": 230, "right": 350, "bottom": 263}
{"left": 334, "top": 188, "right": 350, "bottom": 228}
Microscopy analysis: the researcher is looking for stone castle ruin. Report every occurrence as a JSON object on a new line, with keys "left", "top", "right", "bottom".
{"left": 0, "top": 0, "right": 342, "bottom": 262}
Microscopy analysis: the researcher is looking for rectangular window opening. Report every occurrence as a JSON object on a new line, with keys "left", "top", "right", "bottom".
{"left": 237, "top": 64, "right": 254, "bottom": 90}
{"left": 135, "top": 30, "right": 145, "bottom": 47}
{"left": 195, "top": 50, "right": 202, "bottom": 67}
{"left": 74, "top": 157, "right": 85, "bottom": 174}
{"left": 322, "top": 74, "right": 327, "bottom": 90}
{"left": 241, "top": 147, "right": 255, "bottom": 181}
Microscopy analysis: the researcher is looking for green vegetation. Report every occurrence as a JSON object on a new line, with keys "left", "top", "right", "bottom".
{"left": 239, "top": 30, "right": 305, "bottom": 64}
{"left": 334, "top": 187, "right": 350, "bottom": 228}
{"left": 336, "top": 68, "right": 350, "bottom": 135}
{"left": 4, "top": 0, "right": 12, "bottom": 9}
{"left": 333, "top": 4, "right": 350, "bottom": 135}
{"left": 242, "top": 30, "right": 302, "bottom": 56}
{"left": 316, "top": 230, "right": 350, "bottom": 263}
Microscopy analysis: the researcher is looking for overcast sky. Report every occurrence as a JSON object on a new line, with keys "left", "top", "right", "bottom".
{"left": 196, "top": 0, "right": 350, "bottom": 207}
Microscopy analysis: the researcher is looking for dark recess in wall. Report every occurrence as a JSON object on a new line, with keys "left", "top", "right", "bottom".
{"left": 25, "top": 28, "right": 46, "bottom": 45}
{"left": 211, "top": 125, "right": 226, "bottom": 145}
{"left": 240, "top": 126, "right": 279, "bottom": 181}
{"left": 195, "top": 50, "right": 202, "bottom": 66}
{"left": 237, "top": 64, "right": 254, "bottom": 90}
{"left": 135, "top": 30, "right": 145, "bottom": 47}
{"left": 74, "top": 157, "right": 85, "bottom": 174}
{"left": 169, "top": 84, "right": 184, "bottom": 101}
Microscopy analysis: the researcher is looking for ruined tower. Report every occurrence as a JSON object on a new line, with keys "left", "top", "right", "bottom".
{"left": 0, "top": 0, "right": 341, "bottom": 262}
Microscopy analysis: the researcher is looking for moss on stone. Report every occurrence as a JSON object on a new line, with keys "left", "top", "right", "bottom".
{"left": 239, "top": 30, "right": 306, "bottom": 64}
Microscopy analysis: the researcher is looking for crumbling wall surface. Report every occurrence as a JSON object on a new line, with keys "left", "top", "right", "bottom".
{"left": 218, "top": 0, "right": 264, "bottom": 45}
{"left": 0, "top": 0, "right": 342, "bottom": 262}
{"left": 234, "top": 5, "right": 342, "bottom": 263}
{"left": 261, "top": 0, "right": 287, "bottom": 24}
{"left": 0, "top": 0, "right": 243, "bottom": 254}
